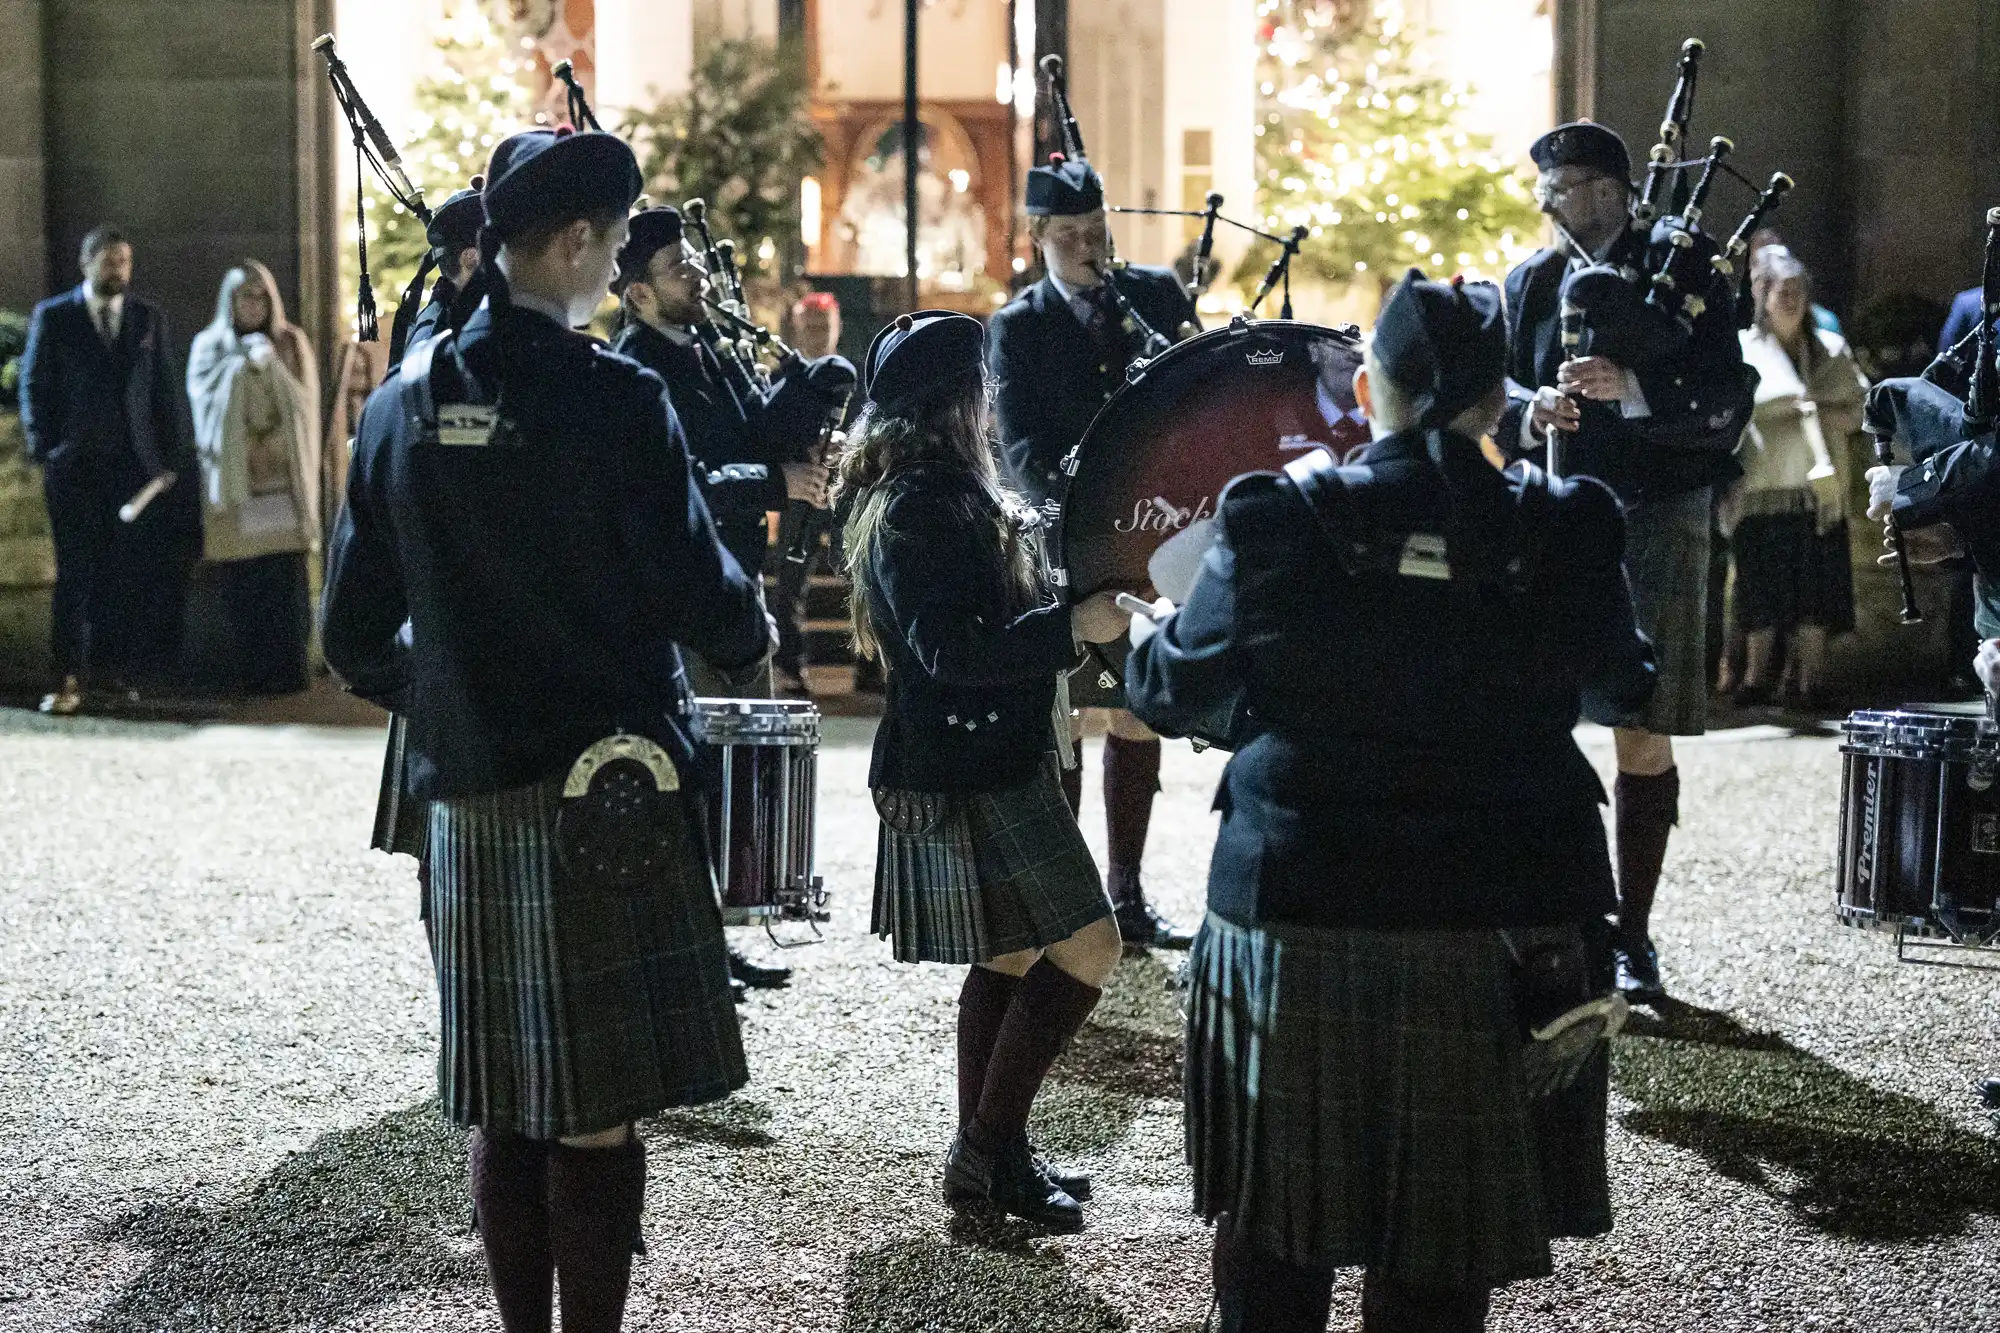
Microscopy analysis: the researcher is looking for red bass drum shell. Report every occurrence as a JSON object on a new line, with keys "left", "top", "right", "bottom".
{"left": 1056, "top": 319, "right": 1371, "bottom": 600}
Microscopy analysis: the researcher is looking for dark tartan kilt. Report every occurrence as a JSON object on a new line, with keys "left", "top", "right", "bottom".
{"left": 871, "top": 757, "right": 1112, "bottom": 965}
{"left": 1185, "top": 913, "right": 1612, "bottom": 1288}
{"left": 372, "top": 715, "right": 429, "bottom": 864}
{"left": 426, "top": 776, "right": 748, "bottom": 1139}
{"left": 1624, "top": 487, "right": 1712, "bottom": 736}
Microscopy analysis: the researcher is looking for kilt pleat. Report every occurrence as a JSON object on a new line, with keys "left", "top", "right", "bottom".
{"left": 1186, "top": 912, "right": 1611, "bottom": 1288}
{"left": 427, "top": 778, "right": 748, "bottom": 1139}
{"left": 870, "top": 759, "right": 1111, "bottom": 965}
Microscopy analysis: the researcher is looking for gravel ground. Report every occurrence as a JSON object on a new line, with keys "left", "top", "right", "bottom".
{"left": 1, "top": 706, "right": 1998, "bottom": 1332}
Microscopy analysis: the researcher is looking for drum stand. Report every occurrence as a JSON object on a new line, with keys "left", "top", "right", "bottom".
{"left": 1893, "top": 923, "right": 2000, "bottom": 971}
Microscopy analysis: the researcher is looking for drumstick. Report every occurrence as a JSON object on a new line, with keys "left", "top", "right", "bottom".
{"left": 1116, "top": 592, "right": 1165, "bottom": 620}
{"left": 119, "top": 472, "right": 176, "bottom": 524}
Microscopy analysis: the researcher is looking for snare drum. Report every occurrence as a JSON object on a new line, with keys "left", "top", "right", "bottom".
{"left": 691, "top": 698, "right": 826, "bottom": 926}
{"left": 1837, "top": 707, "right": 2000, "bottom": 944}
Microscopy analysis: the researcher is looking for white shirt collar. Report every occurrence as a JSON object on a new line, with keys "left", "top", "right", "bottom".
{"left": 1046, "top": 270, "right": 1106, "bottom": 326}
{"left": 505, "top": 288, "right": 573, "bottom": 327}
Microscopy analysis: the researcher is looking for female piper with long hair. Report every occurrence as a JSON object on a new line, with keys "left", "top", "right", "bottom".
{"left": 835, "top": 311, "right": 1131, "bottom": 1231}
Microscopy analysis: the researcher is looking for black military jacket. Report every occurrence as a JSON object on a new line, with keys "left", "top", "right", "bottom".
{"left": 322, "top": 301, "right": 769, "bottom": 801}
{"left": 987, "top": 265, "right": 1198, "bottom": 503}
{"left": 1125, "top": 430, "right": 1656, "bottom": 932}
{"left": 862, "top": 462, "right": 1077, "bottom": 793}
{"left": 611, "top": 318, "right": 785, "bottom": 575}
{"left": 1500, "top": 229, "right": 1752, "bottom": 504}
{"left": 1872, "top": 375, "right": 2000, "bottom": 608}
{"left": 398, "top": 271, "right": 488, "bottom": 366}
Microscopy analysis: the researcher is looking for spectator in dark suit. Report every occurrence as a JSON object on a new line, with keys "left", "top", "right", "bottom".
{"left": 18, "top": 225, "right": 197, "bottom": 713}
{"left": 1939, "top": 285, "right": 1990, "bottom": 356}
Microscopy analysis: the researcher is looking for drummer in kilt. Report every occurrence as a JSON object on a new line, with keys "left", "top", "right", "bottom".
{"left": 1126, "top": 272, "right": 1656, "bottom": 1330}
{"left": 835, "top": 311, "right": 1134, "bottom": 1230}
{"left": 986, "top": 152, "right": 1200, "bottom": 950}
{"left": 323, "top": 127, "right": 772, "bottom": 1333}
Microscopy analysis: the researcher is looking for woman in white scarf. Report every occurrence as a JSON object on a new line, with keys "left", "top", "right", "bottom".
{"left": 1721, "top": 246, "right": 1868, "bottom": 708}
{"left": 187, "top": 260, "right": 321, "bottom": 694}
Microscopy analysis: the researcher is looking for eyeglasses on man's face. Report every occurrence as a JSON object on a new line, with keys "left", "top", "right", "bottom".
{"left": 1533, "top": 172, "right": 1611, "bottom": 211}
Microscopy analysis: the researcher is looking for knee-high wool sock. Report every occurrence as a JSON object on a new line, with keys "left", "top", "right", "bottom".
{"left": 1212, "top": 1221, "right": 1337, "bottom": 1333}
{"left": 970, "top": 957, "right": 1103, "bottom": 1146}
{"left": 468, "top": 1129, "right": 555, "bottom": 1333}
{"left": 1614, "top": 766, "right": 1680, "bottom": 943}
{"left": 546, "top": 1136, "right": 647, "bottom": 1333}
{"left": 1361, "top": 1269, "right": 1492, "bottom": 1333}
{"left": 1103, "top": 734, "right": 1162, "bottom": 903}
{"left": 956, "top": 965, "right": 1022, "bottom": 1128}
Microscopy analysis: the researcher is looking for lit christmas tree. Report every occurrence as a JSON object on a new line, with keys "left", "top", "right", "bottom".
{"left": 1245, "top": 0, "right": 1543, "bottom": 293}
{"left": 341, "top": 1, "right": 539, "bottom": 334}
{"left": 621, "top": 39, "right": 822, "bottom": 281}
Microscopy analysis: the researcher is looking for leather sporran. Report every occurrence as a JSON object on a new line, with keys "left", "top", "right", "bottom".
{"left": 872, "top": 788, "right": 955, "bottom": 837}
{"left": 555, "top": 733, "right": 688, "bottom": 892}
{"left": 1502, "top": 930, "right": 1629, "bottom": 1099}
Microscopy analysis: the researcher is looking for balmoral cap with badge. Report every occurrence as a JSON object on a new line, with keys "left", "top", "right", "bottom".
{"left": 612, "top": 206, "right": 685, "bottom": 295}
{"left": 1025, "top": 152, "right": 1105, "bottom": 217}
{"left": 480, "top": 126, "right": 644, "bottom": 241}
{"left": 1528, "top": 120, "right": 1633, "bottom": 183}
{"left": 862, "top": 309, "right": 986, "bottom": 414}
{"left": 1370, "top": 268, "right": 1508, "bottom": 430}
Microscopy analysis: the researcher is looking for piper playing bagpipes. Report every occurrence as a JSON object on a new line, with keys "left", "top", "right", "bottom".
{"left": 1502, "top": 49, "right": 1777, "bottom": 1004}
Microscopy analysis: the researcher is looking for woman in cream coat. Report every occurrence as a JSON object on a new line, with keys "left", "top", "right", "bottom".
{"left": 187, "top": 260, "right": 321, "bottom": 694}
{"left": 1723, "top": 246, "right": 1867, "bottom": 708}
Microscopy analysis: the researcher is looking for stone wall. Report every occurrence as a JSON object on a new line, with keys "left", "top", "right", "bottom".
{"left": 41, "top": 0, "right": 318, "bottom": 367}
{"left": 0, "top": 0, "right": 47, "bottom": 317}
{"left": 2, "top": 0, "right": 339, "bottom": 690}
{"left": 1579, "top": 0, "right": 2000, "bottom": 321}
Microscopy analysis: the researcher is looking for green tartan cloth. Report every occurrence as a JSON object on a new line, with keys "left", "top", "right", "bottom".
{"left": 426, "top": 776, "right": 747, "bottom": 1138}
{"left": 1185, "top": 913, "right": 1612, "bottom": 1287}
{"left": 871, "top": 757, "right": 1111, "bottom": 964}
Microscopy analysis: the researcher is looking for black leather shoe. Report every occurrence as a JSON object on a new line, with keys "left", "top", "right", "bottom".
{"left": 730, "top": 978, "right": 748, "bottom": 1005}
{"left": 944, "top": 1137, "right": 1090, "bottom": 1204}
{"left": 727, "top": 945, "right": 792, "bottom": 989}
{"left": 1979, "top": 1077, "right": 2000, "bottom": 1112}
{"left": 1032, "top": 1147, "right": 1092, "bottom": 1203}
{"left": 1115, "top": 899, "right": 1195, "bottom": 950}
{"left": 943, "top": 1131, "right": 1084, "bottom": 1231}
{"left": 1614, "top": 936, "right": 1666, "bottom": 1005}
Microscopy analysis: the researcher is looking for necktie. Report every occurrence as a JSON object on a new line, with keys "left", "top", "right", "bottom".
{"left": 96, "top": 302, "right": 115, "bottom": 346}
{"left": 1080, "top": 285, "right": 1114, "bottom": 345}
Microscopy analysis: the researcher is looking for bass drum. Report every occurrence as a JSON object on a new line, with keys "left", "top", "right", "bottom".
{"left": 1057, "top": 318, "right": 1370, "bottom": 600}
{"left": 1054, "top": 318, "right": 1370, "bottom": 704}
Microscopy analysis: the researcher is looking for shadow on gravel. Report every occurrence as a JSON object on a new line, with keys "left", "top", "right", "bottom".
{"left": 85, "top": 1101, "right": 477, "bottom": 1333}
{"left": 839, "top": 1236, "right": 1127, "bottom": 1332}
{"left": 647, "top": 1094, "right": 778, "bottom": 1149}
{"left": 1613, "top": 999, "right": 2000, "bottom": 1241}
{"left": 1032, "top": 950, "right": 1188, "bottom": 1158}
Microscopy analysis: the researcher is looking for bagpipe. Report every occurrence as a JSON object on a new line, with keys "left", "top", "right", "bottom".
{"left": 549, "top": 62, "right": 855, "bottom": 564}
{"left": 1554, "top": 39, "right": 1795, "bottom": 371}
{"left": 313, "top": 34, "right": 434, "bottom": 346}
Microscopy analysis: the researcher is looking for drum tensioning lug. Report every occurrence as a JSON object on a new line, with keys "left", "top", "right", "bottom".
{"left": 1058, "top": 446, "right": 1082, "bottom": 478}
